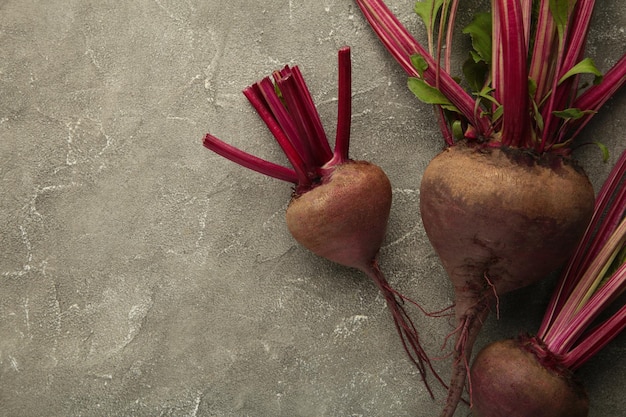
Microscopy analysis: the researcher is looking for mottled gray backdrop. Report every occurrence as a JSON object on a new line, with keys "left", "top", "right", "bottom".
{"left": 1, "top": 1, "right": 625, "bottom": 416}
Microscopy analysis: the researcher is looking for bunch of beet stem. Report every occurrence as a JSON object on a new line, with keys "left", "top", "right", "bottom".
{"left": 470, "top": 147, "right": 626, "bottom": 417}
{"left": 355, "top": 1, "right": 626, "bottom": 415}
{"left": 203, "top": 46, "right": 444, "bottom": 396}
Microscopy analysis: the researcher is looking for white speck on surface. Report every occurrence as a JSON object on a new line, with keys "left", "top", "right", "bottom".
{"left": 333, "top": 315, "right": 369, "bottom": 339}
{"left": 9, "top": 356, "right": 20, "bottom": 372}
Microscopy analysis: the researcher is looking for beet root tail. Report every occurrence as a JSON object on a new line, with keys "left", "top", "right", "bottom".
{"left": 363, "top": 261, "right": 445, "bottom": 399}
{"left": 439, "top": 296, "right": 491, "bottom": 417}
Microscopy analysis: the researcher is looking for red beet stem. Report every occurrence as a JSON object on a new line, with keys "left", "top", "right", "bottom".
{"left": 275, "top": 67, "right": 334, "bottom": 167}
{"left": 494, "top": 0, "right": 530, "bottom": 148}
{"left": 292, "top": 65, "right": 334, "bottom": 164}
{"left": 560, "top": 260, "right": 626, "bottom": 368}
{"left": 441, "top": 0, "right": 461, "bottom": 76}
{"left": 544, "top": 0, "right": 596, "bottom": 145}
{"left": 568, "top": 54, "right": 626, "bottom": 141}
{"left": 256, "top": 76, "right": 319, "bottom": 170}
{"left": 243, "top": 83, "right": 312, "bottom": 187}
{"left": 355, "top": 0, "right": 490, "bottom": 134}
{"left": 202, "top": 134, "right": 299, "bottom": 183}
{"left": 539, "top": 149, "right": 626, "bottom": 338}
{"left": 564, "top": 301, "right": 626, "bottom": 370}
{"left": 543, "top": 217, "right": 626, "bottom": 362}
{"left": 274, "top": 74, "right": 321, "bottom": 170}
{"left": 527, "top": 1, "right": 556, "bottom": 106}
{"left": 331, "top": 46, "right": 352, "bottom": 165}
{"left": 362, "top": 261, "right": 446, "bottom": 399}
{"left": 533, "top": 149, "right": 626, "bottom": 374}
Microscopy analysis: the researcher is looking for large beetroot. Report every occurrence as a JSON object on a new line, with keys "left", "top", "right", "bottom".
{"left": 470, "top": 148, "right": 626, "bottom": 417}
{"left": 355, "top": 1, "right": 626, "bottom": 415}
{"left": 419, "top": 143, "right": 594, "bottom": 412}
{"left": 203, "top": 47, "right": 440, "bottom": 394}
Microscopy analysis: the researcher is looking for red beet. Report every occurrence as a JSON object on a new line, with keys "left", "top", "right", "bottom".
{"left": 286, "top": 161, "right": 391, "bottom": 271}
{"left": 419, "top": 143, "right": 595, "bottom": 415}
{"left": 286, "top": 158, "right": 442, "bottom": 392}
{"left": 470, "top": 149, "right": 626, "bottom": 417}
{"left": 204, "top": 47, "right": 441, "bottom": 395}
{"left": 470, "top": 337, "right": 589, "bottom": 417}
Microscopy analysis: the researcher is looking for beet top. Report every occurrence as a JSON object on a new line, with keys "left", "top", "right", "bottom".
{"left": 356, "top": 0, "right": 626, "bottom": 153}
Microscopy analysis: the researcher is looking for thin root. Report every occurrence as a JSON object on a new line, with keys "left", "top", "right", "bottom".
{"left": 484, "top": 272, "right": 500, "bottom": 319}
{"left": 383, "top": 283, "right": 455, "bottom": 318}
{"left": 365, "top": 262, "right": 449, "bottom": 397}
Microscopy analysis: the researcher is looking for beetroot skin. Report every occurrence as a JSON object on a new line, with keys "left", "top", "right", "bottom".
{"left": 286, "top": 160, "right": 392, "bottom": 270}
{"left": 420, "top": 144, "right": 595, "bottom": 296}
{"left": 470, "top": 337, "right": 589, "bottom": 417}
{"left": 419, "top": 143, "right": 595, "bottom": 416}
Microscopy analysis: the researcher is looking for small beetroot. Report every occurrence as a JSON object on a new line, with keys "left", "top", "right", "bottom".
{"left": 470, "top": 336, "right": 589, "bottom": 417}
{"left": 203, "top": 47, "right": 441, "bottom": 394}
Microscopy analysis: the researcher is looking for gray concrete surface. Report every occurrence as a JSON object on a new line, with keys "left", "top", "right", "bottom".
{"left": 1, "top": 1, "right": 625, "bottom": 416}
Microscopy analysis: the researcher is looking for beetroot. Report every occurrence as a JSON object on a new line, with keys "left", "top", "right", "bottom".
{"left": 470, "top": 149, "right": 626, "bottom": 417}
{"left": 203, "top": 47, "right": 441, "bottom": 394}
{"left": 420, "top": 145, "right": 594, "bottom": 299}
{"left": 286, "top": 161, "right": 391, "bottom": 271}
{"left": 419, "top": 144, "right": 594, "bottom": 414}
{"left": 470, "top": 337, "right": 589, "bottom": 417}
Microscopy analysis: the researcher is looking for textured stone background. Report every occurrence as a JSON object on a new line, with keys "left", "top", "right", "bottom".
{"left": 1, "top": 1, "right": 625, "bottom": 416}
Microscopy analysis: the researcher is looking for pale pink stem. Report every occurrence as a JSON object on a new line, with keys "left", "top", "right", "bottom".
{"left": 563, "top": 302, "right": 626, "bottom": 370}
{"left": 494, "top": 0, "right": 530, "bottom": 147}
{"left": 528, "top": 1, "right": 557, "bottom": 104}
{"left": 490, "top": 0, "right": 503, "bottom": 110}
{"left": 539, "top": 149, "right": 626, "bottom": 337}
{"left": 547, "top": 244, "right": 626, "bottom": 355}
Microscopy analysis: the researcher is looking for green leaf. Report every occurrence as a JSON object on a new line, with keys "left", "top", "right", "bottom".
{"left": 549, "top": 0, "right": 576, "bottom": 40}
{"left": 532, "top": 99, "right": 545, "bottom": 131}
{"left": 463, "top": 53, "right": 489, "bottom": 92}
{"left": 410, "top": 54, "right": 429, "bottom": 78}
{"left": 476, "top": 85, "right": 499, "bottom": 106}
{"left": 492, "top": 105, "right": 503, "bottom": 122}
{"left": 414, "top": 0, "right": 444, "bottom": 30}
{"left": 552, "top": 107, "right": 595, "bottom": 120}
{"left": 407, "top": 77, "right": 459, "bottom": 113}
{"left": 462, "top": 12, "right": 492, "bottom": 64}
{"left": 558, "top": 57, "right": 604, "bottom": 85}
{"left": 528, "top": 78, "right": 538, "bottom": 98}
{"left": 452, "top": 120, "right": 464, "bottom": 139}
{"left": 592, "top": 141, "right": 610, "bottom": 162}
{"left": 549, "top": 0, "right": 573, "bottom": 28}
{"left": 469, "top": 50, "right": 482, "bottom": 64}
